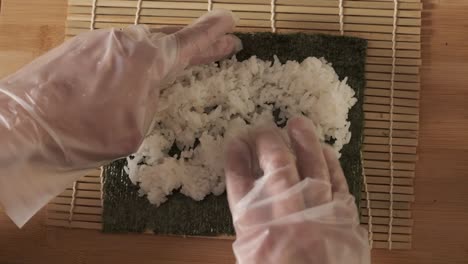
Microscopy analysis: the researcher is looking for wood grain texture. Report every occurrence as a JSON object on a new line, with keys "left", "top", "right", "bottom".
{"left": 1, "top": 0, "right": 468, "bottom": 263}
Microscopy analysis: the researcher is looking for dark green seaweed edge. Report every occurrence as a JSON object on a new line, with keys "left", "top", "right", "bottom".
{"left": 102, "top": 32, "right": 367, "bottom": 235}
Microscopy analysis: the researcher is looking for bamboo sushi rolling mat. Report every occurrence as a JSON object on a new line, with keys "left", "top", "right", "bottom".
{"left": 46, "top": 0, "right": 422, "bottom": 251}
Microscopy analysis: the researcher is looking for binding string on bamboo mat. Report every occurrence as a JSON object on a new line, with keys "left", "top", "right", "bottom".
{"left": 270, "top": 0, "right": 276, "bottom": 33}
{"left": 388, "top": 0, "right": 399, "bottom": 250}
{"left": 135, "top": 0, "right": 143, "bottom": 25}
{"left": 68, "top": 181, "right": 78, "bottom": 222}
{"left": 361, "top": 149, "right": 374, "bottom": 249}
{"left": 99, "top": 167, "right": 105, "bottom": 207}
{"left": 338, "top": 0, "right": 344, "bottom": 35}
{"left": 53, "top": 0, "right": 422, "bottom": 250}
{"left": 89, "top": 0, "right": 97, "bottom": 30}
{"left": 208, "top": 0, "right": 213, "bottom": 11}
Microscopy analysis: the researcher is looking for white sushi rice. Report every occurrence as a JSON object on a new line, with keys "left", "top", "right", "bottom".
{"left": 124, "top": 56, "right": 357, "bottom": 206}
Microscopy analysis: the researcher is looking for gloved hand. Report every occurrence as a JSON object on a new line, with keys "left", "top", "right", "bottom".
{"left": 224, "top": 116, "right": 370, "bottom": 264}
{"left": 0, "top": 10, "right": 242, "bottom": 227}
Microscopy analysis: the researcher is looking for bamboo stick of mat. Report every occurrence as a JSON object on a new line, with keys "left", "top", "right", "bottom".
{"left": 48, "top": 0, "right": 422, "bottom": 251}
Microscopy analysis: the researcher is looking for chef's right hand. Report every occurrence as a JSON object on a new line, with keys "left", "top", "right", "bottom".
{"left": 224, "top": 116, "right": 370, "bottom": 264}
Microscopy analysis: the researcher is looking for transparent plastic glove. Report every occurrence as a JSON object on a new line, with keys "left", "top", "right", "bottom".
{"left": 224, "top": 116, "right": 370, "bottom": 264}
{"left": 0, "top": 10, "right": 242, "bottom": 227}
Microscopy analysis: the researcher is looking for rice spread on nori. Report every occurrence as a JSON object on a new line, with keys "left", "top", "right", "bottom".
{"left": 102, "top": 33, "right": 367, "bottom": 235}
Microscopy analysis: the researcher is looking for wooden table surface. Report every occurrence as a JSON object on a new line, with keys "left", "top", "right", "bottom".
{"left": 1, "top": 0, "right": 467, "bottom": 263}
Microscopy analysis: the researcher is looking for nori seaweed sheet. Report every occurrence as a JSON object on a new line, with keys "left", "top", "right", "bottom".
{"left": 102, "top": 33, "right": 367, "bottom": 235}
